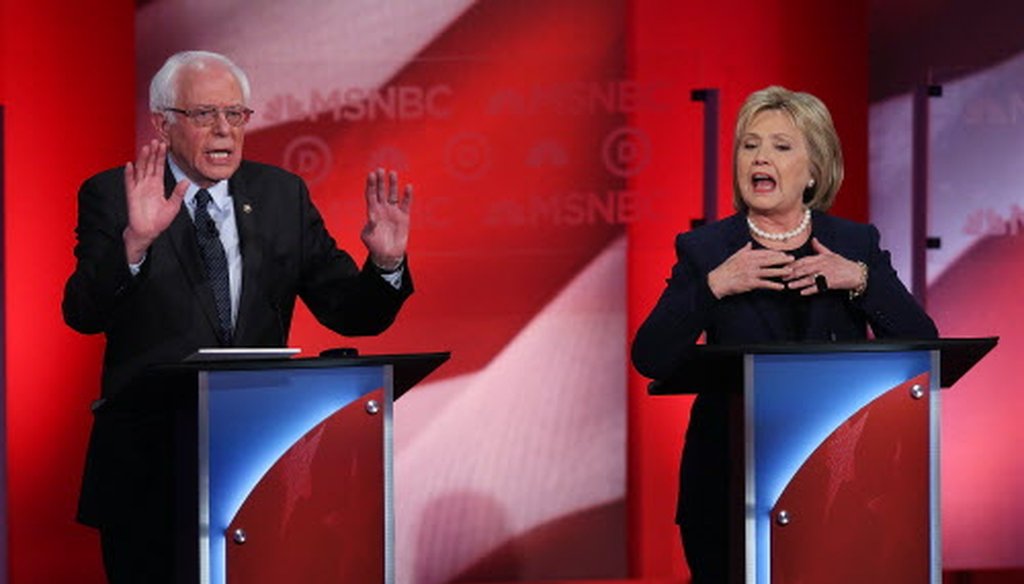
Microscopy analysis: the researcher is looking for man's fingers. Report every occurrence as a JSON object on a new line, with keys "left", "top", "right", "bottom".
{"left": 365, "top": 170, "right": 381, "bottom": 216}
{"left": 366, "top": 169, "right": 413, "bottom": 218}
{"left": 375, "top": 168, "right": 386, "bottom": 204}
{"left": 130, "top": 140, "right": 169, "bottom": 184}
{"left": 149, "top": 141, "right": 163, "bottom": 177}
{"left": 170, "top": 179, "right": 189, "bottom": 204}
{"left": 135, "top": 144, "right": 151, "bottom": 179}
{"left": 144, "top": 140, "right": 160, "bottom": 178}
{"left": 387, "top": 171, "right": 398, "bottom": 203}
{"left": 399, "top": 184, "right": 413, "bottom": 212}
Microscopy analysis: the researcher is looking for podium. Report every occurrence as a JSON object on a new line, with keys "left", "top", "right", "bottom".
{"left": 649, "top": 338, "right": 996, "bottom": 584}
{"left": 112, "top": 352, "right": 448, "bottom": 584}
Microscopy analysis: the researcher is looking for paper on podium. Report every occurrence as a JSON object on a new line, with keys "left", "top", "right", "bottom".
{"left": 183, "top": 348, "right": 301, "bottom": 362}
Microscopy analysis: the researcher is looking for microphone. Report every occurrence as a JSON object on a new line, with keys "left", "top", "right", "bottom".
{"left": 319, "top": 347, "right": 359, "bottom": 358}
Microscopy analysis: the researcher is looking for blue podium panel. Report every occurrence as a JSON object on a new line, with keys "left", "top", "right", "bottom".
{"left": 745, "top": 350, "right": 937, "bottom": 584}
{"left": 197, "top": 365, "right": 391, "bottom": 584}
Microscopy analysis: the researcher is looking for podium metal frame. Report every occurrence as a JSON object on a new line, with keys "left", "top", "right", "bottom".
{"left": 135, "top": 352, "right": 449, "bottom": 584}
{"left": 650, "top": 338, "right": 996, "bottom": 584}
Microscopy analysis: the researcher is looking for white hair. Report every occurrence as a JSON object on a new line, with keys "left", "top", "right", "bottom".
{"left": 149, "top": 50, "right": 252, "bottom": 121}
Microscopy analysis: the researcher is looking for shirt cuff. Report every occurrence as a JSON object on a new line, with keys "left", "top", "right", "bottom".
{"left": 379, "top": 266, "right": 403, "bottom": 289}
{"left": 128, "top": 252, "right": 147, "bottom": 276}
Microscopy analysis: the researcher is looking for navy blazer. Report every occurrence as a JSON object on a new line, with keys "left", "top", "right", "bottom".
{"left": 632, "top": 211, "right": 937, "bottom": 381}
{"left": 63, "top": 160, "right": 413, "bottom": 527}
{"left": 631, "top": 211, "right": 937, "bottom": 529}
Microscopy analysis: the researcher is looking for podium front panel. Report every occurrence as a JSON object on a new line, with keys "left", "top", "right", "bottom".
{"left": 197, "top": 365, "right": 393, "bottom": 584}
{"left": 744, "top": 350, "right": 938, "bottom": 584}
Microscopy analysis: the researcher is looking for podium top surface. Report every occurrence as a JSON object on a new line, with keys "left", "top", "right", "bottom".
{"left": 648, "top": 337, "right": 997, "bottom": 395}
{"left": 153, "top": 351, "right": 450, "bottom": 400}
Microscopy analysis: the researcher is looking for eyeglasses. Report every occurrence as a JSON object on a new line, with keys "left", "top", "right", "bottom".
{"left": 163, "top": 106, "right": 254, "bottom": 127}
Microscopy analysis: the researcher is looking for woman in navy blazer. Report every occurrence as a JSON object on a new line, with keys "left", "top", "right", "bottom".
{"left": 632, "top": 86, "right": 937, "bottom": 582}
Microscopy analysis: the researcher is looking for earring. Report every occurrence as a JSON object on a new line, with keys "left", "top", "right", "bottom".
{"left": 802, "top": 179, "right": 816, "bottom": 204}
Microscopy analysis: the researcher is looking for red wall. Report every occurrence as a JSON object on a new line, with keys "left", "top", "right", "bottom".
{"left": 1, "top": 1, "right": 134, "bottom": 581}
{"left": 626, "top": 0, "right": 869, "bottom": 578}
{"left": 0, "top": 0, "right": 870, "bottom": 582}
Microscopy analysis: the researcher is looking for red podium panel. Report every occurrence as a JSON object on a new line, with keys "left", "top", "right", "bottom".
{"left": 226, "top": 387, "right": 386, "bottom": 583}
{"left": 771, "top": 373, "right": 930, "bottom": 583}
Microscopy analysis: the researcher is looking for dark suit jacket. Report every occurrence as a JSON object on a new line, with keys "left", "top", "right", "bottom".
{"left": 630, "top": 211, "right": 937, "bottom": 524}
{"left": 632, "top": 211, "right": 937, "bottom": 380}
{"left": 63, "top": 160, "right": 413, "bottom": 528}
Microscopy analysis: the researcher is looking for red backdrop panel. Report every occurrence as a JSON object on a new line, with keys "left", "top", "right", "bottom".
{"left": 0, "top": 1, "right": 873, "bottom": 582}
{"left": 1, "top": 0, "right": 134, "bottom": 582}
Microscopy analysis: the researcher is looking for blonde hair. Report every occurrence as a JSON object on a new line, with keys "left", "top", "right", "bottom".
{"left": 731, "top": 85, "right": 844, "bottom": 212}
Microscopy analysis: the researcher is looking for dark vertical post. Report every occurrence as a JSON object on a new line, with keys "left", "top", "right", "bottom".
{"left": 691, "top": 89, "right": 720, "bottom": 227}
{"left": 0, "top": 104, "right": 7, "bottom": 579}
{"left": 911, "top": 85, "right": 942, "bottom": 304}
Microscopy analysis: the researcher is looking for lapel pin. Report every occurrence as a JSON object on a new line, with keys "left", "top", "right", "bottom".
{"left": 242, "top": 203, "right": 253, "bottom": 214}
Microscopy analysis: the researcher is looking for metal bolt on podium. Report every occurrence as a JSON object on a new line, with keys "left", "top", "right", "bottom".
{"left": 776, "top": 510, "right": 791, "bottom": 526}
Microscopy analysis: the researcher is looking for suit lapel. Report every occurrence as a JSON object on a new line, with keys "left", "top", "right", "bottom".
{"left": 805, "top": 211, "right": 837, "bottom": 339}
{"left": 163, "top": 167, "right": 227, "bottom": 344}
{"left": 230, "top": 167, "right": 265, "bottom": 344}
{"left": 808, "top": 210, "right": 836, "bottom": 252}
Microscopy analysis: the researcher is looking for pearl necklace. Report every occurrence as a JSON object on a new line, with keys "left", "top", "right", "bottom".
{"left": 747, "top": 209, "right": 811, "bottom": 241}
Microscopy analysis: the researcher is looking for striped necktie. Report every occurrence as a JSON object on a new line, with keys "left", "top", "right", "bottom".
{"left": 193, "top": 189, "right": 233, "bottom": 345}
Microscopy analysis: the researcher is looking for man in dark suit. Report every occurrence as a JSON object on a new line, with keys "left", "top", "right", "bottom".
{"left": 63, "top": 50, "right": 413, "bottom": 582}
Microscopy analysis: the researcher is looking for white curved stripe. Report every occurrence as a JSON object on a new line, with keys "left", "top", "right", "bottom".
{"left": 393, "top": 235, "right": 627, "bottom": 583}
{"left": 135, "top": 0, "right": 476, "bottom": 136}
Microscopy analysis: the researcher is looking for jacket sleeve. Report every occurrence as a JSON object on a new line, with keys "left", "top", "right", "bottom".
{"left": 294, "top": 180, "right": 413, "bottom": 336}
{"left": 631, "top": 232, "right": 720, "bottom": 380}
{"left": 853, "top": 224, "right": 938, "bottom": 339}
{"left": 62, "top": 171, "right": 137, "bottom": 335}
